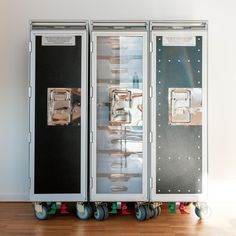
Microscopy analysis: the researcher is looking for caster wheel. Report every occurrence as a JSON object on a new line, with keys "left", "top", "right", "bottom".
{"left": 144, "top": 205, "right": 151, "bottom": 220}
{"left": 151, "top": 206, "right": 161, "bottom": 218}
{"left": 184, "top": 202, "right": 191, "bottom": 206}
{"left": 94, "top": 205, "right": 105, "bottom": 221}
{"left": 102, "top": 205, "right": 109, "bottom": 220}
{"left": 195, "top": 204, "right": 210, "bottom": 219}
{"left": 76, "top": 204, "right": 93, "bottom": 220}
{"left": 135, "top": 205, "right": 146, "bottom": 221}
{"left": 34, "top": 205, "right": 48, "bottom": 220}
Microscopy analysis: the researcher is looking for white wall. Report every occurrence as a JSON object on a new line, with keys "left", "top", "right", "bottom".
{"left": 0, "top": 0, "right": 236, "bottom": 202}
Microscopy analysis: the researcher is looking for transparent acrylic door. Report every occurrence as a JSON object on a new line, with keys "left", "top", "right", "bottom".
{"left": 96, "top": 36, "right": 144, "bottom": 194}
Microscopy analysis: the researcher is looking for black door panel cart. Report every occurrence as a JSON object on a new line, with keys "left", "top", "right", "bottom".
{"left": 29, "top": 21, "right": 91, "bottom": 220}
{"left": 149, "top": 21, "right": 209, "bottom": 219}
{"left": 89, "top": 21, "right": 152, "bottom": 220}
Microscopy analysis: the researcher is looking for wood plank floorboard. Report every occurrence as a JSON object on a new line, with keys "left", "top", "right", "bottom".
{"left": 0, "top": 203, "right": 236, "bottom": 236}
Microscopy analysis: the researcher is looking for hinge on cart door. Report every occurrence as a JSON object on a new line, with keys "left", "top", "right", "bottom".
{"left": 28, "top": 177, "right": 31, "bottom": 189}
{"left": 28, "top": 86, "right": 32, "bottom": 98}
{"left": 90, "top": 41, "right": 93, "bottom": 53}
{"left": 149, "top": 86, "right": 153, "bottom": 98}
{"left": 28, "top": 132, "right": 31, "bottom": 143}
{"left": 90, "top": 177, "right": 93, "bottom": 189}
{"left": 29, "top": 41, "right": 32, "bottom": 53}
{"left": 90, "top": 132, "right": 93, "bottom": 143}
{"left": 90, "top": 86, "right": 93, "bottom": 98}
{"left": 149, "top": 132, "right": 153, "bottom": 143}
{"left": 150, "top": 177, "right": 153, "bottom": 189}
{"left": 150, "top": 41, "right": 153, "bottom": 53}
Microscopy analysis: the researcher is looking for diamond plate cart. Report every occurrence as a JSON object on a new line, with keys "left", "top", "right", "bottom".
{"left": 90, "top": 21, "right": 151, "bottom": 220}
{"left": 150, "top": 21, "right": 209, "bottom": 219}
{"left": 29, "top": 21, "right": 91, "bottom": 220}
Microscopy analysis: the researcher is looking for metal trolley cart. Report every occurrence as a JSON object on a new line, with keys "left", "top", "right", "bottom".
{"left": 150, "top": 21, "right": 209, "bottom": 219}
{"left": 29, "top": 21, "right": 91, "bottom": 220}
{"left": 90, "top": 21, "right": 151, "bottom": 220}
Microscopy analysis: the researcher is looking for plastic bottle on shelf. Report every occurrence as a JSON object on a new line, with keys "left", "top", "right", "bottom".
{"left": 132, "top": 72, "right": 139, "bottom": 89}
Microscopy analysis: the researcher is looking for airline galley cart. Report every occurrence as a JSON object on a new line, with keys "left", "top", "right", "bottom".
{"left": 150, "top": 21, "right": 209, "bottom": 219}
{"left": 89, "top": 21, "right": 153, "bottom": 221}
{"left": 29, "top": 21, "right": 91, "bottom": 220}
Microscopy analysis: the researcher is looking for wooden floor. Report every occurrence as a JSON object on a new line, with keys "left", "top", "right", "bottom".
{"left": 0, "top": 203, "right": 236, "bottom": 236}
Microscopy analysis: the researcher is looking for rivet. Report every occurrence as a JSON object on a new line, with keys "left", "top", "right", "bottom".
{"left": 198, "top": 81, "right": 201, "bottom": 84}
{"left": 178, "top": 190, "right": 181, "bottom": 192}
{"left": 198, "top": 38, "right": 201, "bottom": 41}
{"left": 168, "top": 59, "right": 171, "bottom": 62}
{"left": 158, "top": 81, "right": 161, "bottom": 84}
{"left": 188, "top": 190, "right": 191, "bottom": 192}
{"left": 178, "top": 59, "right": 181, "bottom": 62}
{"left": 158, "top": 124, "right": 161, "bottom": 127}
{"left": 158, "top": 135, "right": 161, "bottom": 138}
{"left": 168, "top": 156, "right": 171, "bottom": 160}
{"left": 158, "top": 59, "right": 161, "bottom": 62}
{"left": 158, "top": 70, "right": 161, "bottom": 73}
{"left": 197, "top": 70, "right": 201, "bottom": 73}
{"left": 198, "top": 157, "right": 201, "bottom": 160}
{"left": 158, "top": 179, "right": 161, "bottom": 181}
{"left": 198, "top": 168, "right": 201, "bottom": 171}
{"left": 198, "top": 49, "right": 201, "bottom": 52}
{"left": 198, "top": 135, "right": 201, "bottom": 138}
{"left": 159, "top": 38, "right": 161, "bottom": 41}
{"left": 158, "top": 168, "right": 161, "bottom": 170}
{"left": 168, "top": 189, "right": 171, "bottom": 192}
{"left": 158, "top": 92, "right": 161, "bottom": 95}
{"left": 158, "top": 146, "right": 161, "bottom": 149}
{"left": 158, "top": 190, "right": 161, "bottom": 192}
{"left": 158, "top": 49, "right": 161, "bottom": 51}
{"left": 158, "top": 103, "right": 161, "bottom": 106}
{"left": 158, "top": 114, "right": 161, "bottom": 117}
{"left": 187, "top": 59, "right": 190, "bottom": 62}
{"left": 197, "top": 146, "right": 201, "bottom": 149}
{"left": 188, "top": 157, "right": 191, "bottom": 160}
{"left": 158, "top": 157, "right": 161, "bottom": 159}
{"left": 178, "top": 156, "right": 181, "bottom": 160}
{"left": 198, "top": 60, "right": 201, "bottom": 62}
{"left": 198, "top": 190, "right": 201, "bottom": 192}
{"left": 198, "top": 179, "right": 201, "bottom": 182}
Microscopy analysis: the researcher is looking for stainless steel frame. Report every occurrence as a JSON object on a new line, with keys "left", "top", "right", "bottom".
{"left": 150, "top": 21, "right": 208, "bottom": 202}
{"left": 90, "top": 21, "right": 149, "bottom": 202}
{"left": 29, "top": 21, "right": 89, "bottom": 201}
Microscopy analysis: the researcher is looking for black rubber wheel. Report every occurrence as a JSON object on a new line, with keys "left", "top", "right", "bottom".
{"left": 94, "top": 205, "right": 105, "bottom": 221}
{"left": 135, "top": 205, "right": 147, "bottom": 221}
{"left": 195, "top": 205, "right": 210, "bottom": 219}
{"left": 151, "top": 206, "right": 161, "bottom": 218}
{"left": 76, "top": 204, "right": 93, "bottom": 220}
{"left": 155, "top": 206, "right": 161, "bottom": 217}
{"left": 34, "top": 205, "right": 48, "bottom": 220}
{"left": 144, "top": 205, "right": 151, "bottom": 220}
{"left": 102, "top": 205, "right": 109, "bottom": 220}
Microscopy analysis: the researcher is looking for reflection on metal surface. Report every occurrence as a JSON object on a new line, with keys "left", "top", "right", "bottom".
{"left": 96, "top": 36, "right": 143, "bottom": 194}
{"left": 110, "top": 185, "right": 128, "bottom": 192}
{"left": 48, "top": 88, "right": 81, "bottom": 126}
{"left": 109, "top": 173, "right": 130, "bottom": 182}
{"left": 109, "top": 88, "right": 143, "bottom": 126}
{"left": 169, "top": 88, "right": 202, "bottom": 126}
